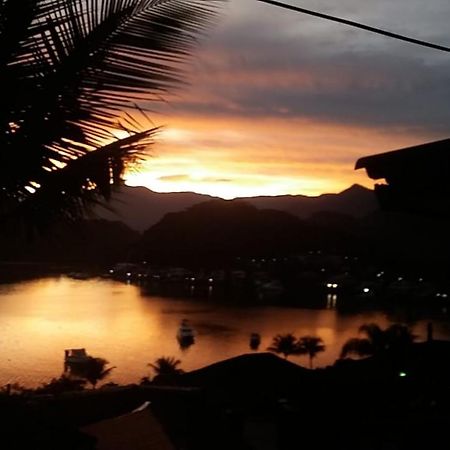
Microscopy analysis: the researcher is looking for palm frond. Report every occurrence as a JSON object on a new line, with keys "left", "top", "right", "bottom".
{"left": 100, "top": 365, "right": 116, "bottom": 380}
{"left": 297, "top": 336, "right": 325, "bottom": 368}
{"left": 297, "top": 336, "right": 325, "bottom": 352}
{"left": 342, "top": 322, "right": 416, "bottom": 359}
{"left": 0, "top": 0, "right": 223, "bottom": 228}
{"left": 3, "top": 0, "right": 222, "bottom": 154}
{"left": 3, "top": 126, "right": 159, "bottom": 230}
{"left": 267, "top": 333, "right": 300, "bottom": 358}
{"left": 149, "top": 356, "right": 183, "bottom": 375}
{"left": 340, "top": 337, "right": 374, "bottom": 358}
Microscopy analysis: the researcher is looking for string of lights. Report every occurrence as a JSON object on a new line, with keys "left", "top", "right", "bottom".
{"left": 257, "top": 0, "right": 450, "bottom": 53}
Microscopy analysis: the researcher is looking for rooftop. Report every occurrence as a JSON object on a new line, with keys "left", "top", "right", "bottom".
{"left": 355, "top": 138, "right": 450, "bottom": 215}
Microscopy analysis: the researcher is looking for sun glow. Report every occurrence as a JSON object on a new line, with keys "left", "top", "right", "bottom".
{"left": 124, "top": 114, "right": 430, "bottom": 199}
{"left": 126, "top": 169, "right": 330, "bottom": 199}
{"left": 110, "top": 129, "right": 132, "bottom": 141}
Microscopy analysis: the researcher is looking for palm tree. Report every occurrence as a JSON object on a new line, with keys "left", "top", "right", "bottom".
{"left": 149, "top": 356, "right": 183, "bottom": 384}
{"left": 341, "top": 323, "right": 415, "bottom": 359}
{"left": 297, "top": 336, "right": 325, "bottom": 369}
{"left": 0, "top": 0, "right": 221, "bottom": 230}
{"left": 74, "top": 356, "right": 115, "bottom": 389}
{"left": 267, "top": 333, "right": 299, "bottom": 359}
{"left": 341, "top": 323, "right": 385, "bottom": 358}
{"left": 149, "top": 356, "right": 183, "bottom": 376}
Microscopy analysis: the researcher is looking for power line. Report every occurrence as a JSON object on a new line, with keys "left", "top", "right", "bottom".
{"left": 257, "top": 0, "right": 450, "bottom": 53}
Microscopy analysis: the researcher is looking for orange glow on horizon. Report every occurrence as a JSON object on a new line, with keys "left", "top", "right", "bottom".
{"left": 124, "top": 114, "right": 435, "bottom": 199}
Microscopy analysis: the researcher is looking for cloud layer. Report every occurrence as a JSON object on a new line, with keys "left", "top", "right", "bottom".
{"left": 127, "top": 0, "right": 450, "bottom": 198}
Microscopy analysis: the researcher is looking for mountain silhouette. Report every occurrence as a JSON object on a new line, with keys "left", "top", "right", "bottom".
{"left": 134, "top": 200, "right": 311, "bottom": 266}
{"left": 241, "top": 184, "right": 377, "bottom": 220}
{"left": 95, "top": 184, "right": 377, "bottom": 231}
{"left": 133, "top": 197, "right": 450, "bottom": 274}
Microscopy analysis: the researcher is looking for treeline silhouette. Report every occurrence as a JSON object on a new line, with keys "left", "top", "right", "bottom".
{"left": 2, "top": 199, "right": 449, "bottom": 279}
{"left": 0, "top": 321, "right": 417, "bottom": 395}
{"left": 0, "top": 219, "right": 138, "bottom": 266}
{"left": 3, "top": 321, "right": 450, "bottom": 450}
{"left": 133, "top": 199, "right": 450, "bottom": 274}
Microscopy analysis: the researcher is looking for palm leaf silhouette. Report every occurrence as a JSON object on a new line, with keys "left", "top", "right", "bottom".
{"left": 340, "top": 322, "right": 416, "bottom": 359}
{"left": 0, "top": 0, "right": 222, "bottom": 228}
{"left": 267, "top": 333, "right": 299, "bottom": 359}
{"left": 149, "top": 356, "right": 183, "bottom": 376}
{"left": 297, "top": 335, "right": 325, "bottom": 368}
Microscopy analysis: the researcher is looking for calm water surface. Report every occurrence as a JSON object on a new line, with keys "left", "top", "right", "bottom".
{"left": 0, "top": 277, "right": 449, "bottom": 387}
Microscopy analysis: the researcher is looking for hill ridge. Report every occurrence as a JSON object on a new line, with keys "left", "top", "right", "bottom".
{"left": 94, "top": 184, "right": 377, "bottom": 231}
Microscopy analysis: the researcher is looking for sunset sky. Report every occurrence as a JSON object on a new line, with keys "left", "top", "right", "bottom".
{"left": 125, "top": 0, "right": 450, "bottom": 199}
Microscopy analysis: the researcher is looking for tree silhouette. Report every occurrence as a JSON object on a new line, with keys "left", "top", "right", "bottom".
{"left": 148, "top": 356, "right": 184, "bottom": 384}
{"left": 341, "top": 323, "right": 416, "bottom": 359}
{"left": 267, "top": 333, "right": 300, "bottom": 359}
{"left": 149, "top": 356, "right": 183, "bottom": 376}
{"left": 0, "top": 0, "right": 221, "bottom": 229}
{"left": 341, "top": 323, "right": 385, "bottom": 358}
{"left": 297, "top": 336, "right": 325, "bottom": 369}
{"left": 0, "top": 383, "right": 28, "bottom": 396}
{"left": 72, "top": 357, "right": 115, "bottom": 389}
{"left": 35, "top": 375, "right": 86, "bottom": 395}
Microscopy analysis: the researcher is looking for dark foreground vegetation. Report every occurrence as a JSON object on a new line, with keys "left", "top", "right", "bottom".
{"left": 2, "top": 197, "right": 450, "bottom": 271}
{"left": 2, "top": 324, "right": 450, "bottom": 450}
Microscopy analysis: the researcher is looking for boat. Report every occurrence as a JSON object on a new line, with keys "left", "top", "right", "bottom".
{"left": 177, "top": 319, "right": 195, "bottom": 340}
{"left": 249, "top": 332, "right": 261, "bottom": 350}
{"left": 177, "top": 320, "right": 195, "bottom": 349}
{"left": 64, "top": 348, "right": 89, "bottom": 364}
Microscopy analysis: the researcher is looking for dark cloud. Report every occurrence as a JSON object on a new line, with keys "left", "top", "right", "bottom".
{"left": 163, "top": 0, "right": 450, "bottom": 134}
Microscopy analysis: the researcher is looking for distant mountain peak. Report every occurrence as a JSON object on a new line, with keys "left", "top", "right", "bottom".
{"left": 340, "top": 184, "right": 372, "bottom": 194}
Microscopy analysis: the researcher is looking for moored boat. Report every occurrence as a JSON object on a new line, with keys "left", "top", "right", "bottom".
{"left": 177, "top": 319, "right": 195, "bottom": 340}
{"left": 64, "top": 348, "right": 89, "bottom": 364}
{"left": 176, "top": 319, "right": 196, "bottom": 350}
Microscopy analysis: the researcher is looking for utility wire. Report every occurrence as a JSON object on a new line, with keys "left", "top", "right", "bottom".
{"left": 257, "top": 0, "right": 450, "bottom": 53}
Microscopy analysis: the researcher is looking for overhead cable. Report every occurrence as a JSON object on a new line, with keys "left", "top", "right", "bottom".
{"left": 257, "top": 0, "right": 450, "bottom": 53}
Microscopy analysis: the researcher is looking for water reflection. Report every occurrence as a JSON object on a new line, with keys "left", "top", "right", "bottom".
{"left": 0, "top": 277, "right": 448, "bottom": 387}
{"left": 178, "top": 337, "right": 195, "bottom": 351}
{"left": 326, "top": 293, "right": 337, "bottom": 309}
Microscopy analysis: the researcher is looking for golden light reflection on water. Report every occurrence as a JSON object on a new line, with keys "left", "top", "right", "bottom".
{"left": 0, "top": 277, "right": 444, "bottom": 387}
